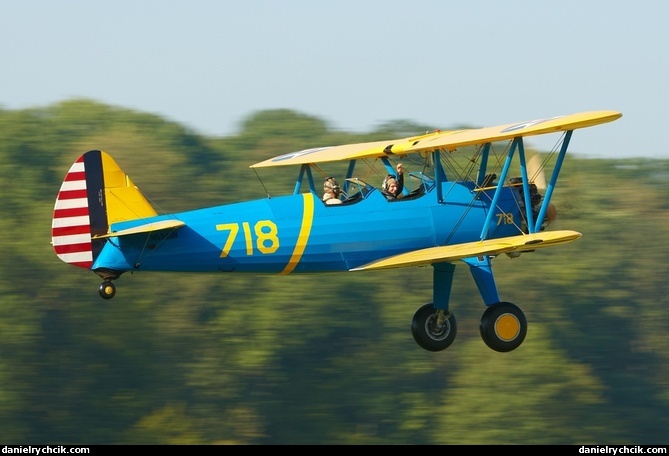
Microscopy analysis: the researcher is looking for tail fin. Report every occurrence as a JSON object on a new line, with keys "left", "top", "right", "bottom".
{"left": 51, "top": 150, "right": 158, "bottom": 269}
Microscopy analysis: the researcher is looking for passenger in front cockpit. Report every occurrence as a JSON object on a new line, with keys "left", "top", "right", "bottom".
{"left": 381, "top": 163, "right": 404, "bottom": 200}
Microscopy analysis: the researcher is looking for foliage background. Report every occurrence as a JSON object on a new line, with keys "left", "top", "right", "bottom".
{"left": 0, "top": 100, "right": 667, "bottom": 444}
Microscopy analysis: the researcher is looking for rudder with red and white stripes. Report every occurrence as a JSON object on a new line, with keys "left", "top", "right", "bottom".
{"left": 51, "top": 150, "right": 109, "bottom": 269}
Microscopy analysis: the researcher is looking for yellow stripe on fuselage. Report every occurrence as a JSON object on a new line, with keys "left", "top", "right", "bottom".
{"left": 280, "top": 193, "right": 315, "bottom": 275}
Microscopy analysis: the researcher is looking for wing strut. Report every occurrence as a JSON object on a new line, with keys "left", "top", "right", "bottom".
{"left": 476, "top": 143, "right": 492, "bottom": 186}
{"left": 533, "top": 130, "right": 572, "bottom": 233}
{"left": 479, "top": 138, "right": 519, "bottom": 240}
{"left": 433, "top": 150, "right": 447, "bottom": 202}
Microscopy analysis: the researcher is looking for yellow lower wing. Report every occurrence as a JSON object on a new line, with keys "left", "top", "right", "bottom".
{"left": 351, "top": 230, "right": 581, "bottom": 271}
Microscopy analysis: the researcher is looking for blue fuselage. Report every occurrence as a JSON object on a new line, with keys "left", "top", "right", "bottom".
{"left": 93, "top": 182, "right": 522, "bottom": 274}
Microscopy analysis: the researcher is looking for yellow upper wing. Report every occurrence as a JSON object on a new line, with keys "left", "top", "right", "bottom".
{"left": 250, "top": 110, "right": 621, "bottom": 168}
{"left": 350, "top": 230, "right": 582, "bottom": 271}
{"left": 396, "top": 110, "right": 622, "bottom": 154}
{"left": 250, "top": 132, "right": 443, "bottom": 168}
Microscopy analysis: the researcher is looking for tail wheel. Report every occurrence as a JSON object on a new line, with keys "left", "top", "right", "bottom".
{"left": 479, "top": 302, "right": 527, "bottom": 352}
{"left": 411, "top": 303, "right": 457, "bottom": 352}
{"left": 98, "top": 281, "right": 116, "bottom": 300}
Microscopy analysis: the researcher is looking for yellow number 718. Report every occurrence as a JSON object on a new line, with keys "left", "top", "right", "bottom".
{"left": 216, "top": 221, "right": 280, "bottom": 258}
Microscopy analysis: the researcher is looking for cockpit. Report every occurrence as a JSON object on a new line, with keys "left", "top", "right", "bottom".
{"left": 321, "top": 172, "right": 435, "bottom": 206}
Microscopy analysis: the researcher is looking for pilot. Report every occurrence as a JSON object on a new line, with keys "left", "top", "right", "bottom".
{"left": 382, "top": 163, "right": 404, "bottom": 200}
{"left": 323, "top": 177, "right": 343, "bottom": 205}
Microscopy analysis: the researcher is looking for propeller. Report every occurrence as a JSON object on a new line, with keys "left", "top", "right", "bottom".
{"left": 527, "top": 153, "right": 546, "bottom": 192}
{"left": 527, "top": 152, "right": 557, "bottom": 223}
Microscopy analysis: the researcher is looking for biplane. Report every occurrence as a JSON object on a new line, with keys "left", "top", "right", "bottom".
{"left": 51, "top": 110, "right": 622, "bottom": 352}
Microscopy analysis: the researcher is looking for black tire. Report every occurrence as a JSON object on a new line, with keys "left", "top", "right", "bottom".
{"left": 479, "top": 302, "right": 527, "bottom": 352}
{"left": 411, "top": 303, "right": 457, "bottom": 352}
{"left": 98, "top": 281, "right": 116, "bottom": 300}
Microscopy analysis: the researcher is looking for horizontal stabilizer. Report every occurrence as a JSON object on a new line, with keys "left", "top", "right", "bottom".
{"left": 351, "top": 230, "right": 582, "bottom": 271}
{"left": 93, "top": 219, "right": 185, "bottom": 239}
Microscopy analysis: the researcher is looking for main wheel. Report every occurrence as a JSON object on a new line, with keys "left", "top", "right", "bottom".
{"left": 411, "top": 303, "right": 457, "bottom": 352}
{"left": 98, "top": 281, "right": 116, "bottom": 300}
{"left": 479, "top": 302, "right": 527, "bottom": 352}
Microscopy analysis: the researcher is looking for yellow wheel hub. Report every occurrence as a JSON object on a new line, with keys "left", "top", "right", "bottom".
{"left": 495, "top": 314, "right": 520, "bottom": 341}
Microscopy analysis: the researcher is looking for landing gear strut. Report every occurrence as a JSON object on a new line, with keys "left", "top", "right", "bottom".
{"left": 412, "top": 259, "right": 529, "bottom": 352}
{"left": 94, "top": 268, "right": 122, "bottom": 300}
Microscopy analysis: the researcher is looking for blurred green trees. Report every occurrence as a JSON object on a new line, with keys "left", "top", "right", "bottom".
{"left": 0, "top": 100, "right": 667, "bottom": 444}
